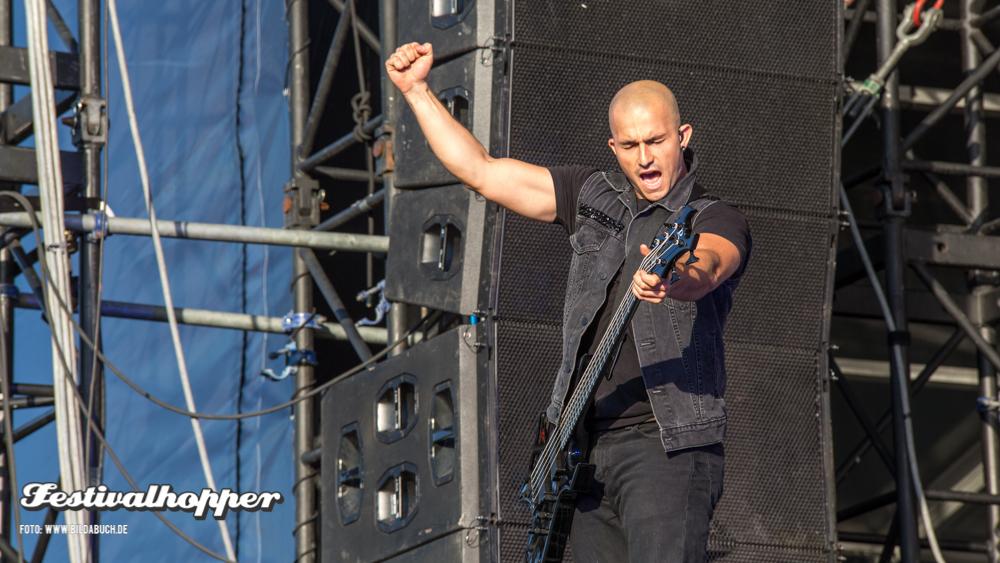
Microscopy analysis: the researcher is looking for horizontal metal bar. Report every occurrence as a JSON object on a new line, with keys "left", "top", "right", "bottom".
{"left": 0, "top": 145, "right": 83, "bottom": 187}
{"left": 0, "top": 211, "right": 390, "bottom": 252}
{"left": 903, "top": 159, "right": 1000, "bottom": 178}
{"left": 927, "top": 488, "right": 1000, "bottom": 505}
{"left": 313, "top": 166, "right": 383, "bottom": 183}
{"left": 836, "top": 357, "right": 979, "bottom": 388}
{"left": 905, "top": 227, "right": 1000, "bottom": 270}
{"left": 326, "top": 0, "right": 380, "bottom": 51}
{"left": 850, "top": 81, "right": 1000, "bottom": 117}
{"left": 0, "top": 45, "right": 79, "bottom": 89}
{"left": 298, "top": 115, "right": 382, "bottom": 172}
{"left": 9, "top": 383, "right": 53, "bottom": 396}
{"left": 14, "top": 293, "right": 391, "bottom": 344}
{"left": 3, "top": 396, "right": 54, "bottom": 409}
{"left": 315, "top": 189, "right": 384, "bottom": 232}
{"left": 838, "top": 488, "right": 1000, "bottom": 523}
{"left": 837, "top": 532, "right": 987, "bottom": 554}
{"left": 1, "top": 90, "right": 76, "bottom": 145}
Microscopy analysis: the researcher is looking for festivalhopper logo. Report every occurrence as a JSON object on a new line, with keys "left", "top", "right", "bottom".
{"left": 19, "top": 482, "right": 283, "bottom": 521}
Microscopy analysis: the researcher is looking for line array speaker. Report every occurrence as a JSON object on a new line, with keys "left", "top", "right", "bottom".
{"left": 323, "top": 0, "right": 841, "bottom": 561}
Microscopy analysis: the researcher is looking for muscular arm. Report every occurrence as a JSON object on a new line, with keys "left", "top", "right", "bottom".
{"left": 631, "top": 233, "right": 741, "bottom": 303}
{"left": 387, "top": 43, "right": 557, "bottom": 222}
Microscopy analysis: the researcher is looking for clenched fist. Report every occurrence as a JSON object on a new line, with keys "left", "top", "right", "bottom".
{"left": 386, "top": 42, "right": 434, "bottom": 95}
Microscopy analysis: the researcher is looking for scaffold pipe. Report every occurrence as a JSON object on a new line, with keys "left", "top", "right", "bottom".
{"left": 0, "top": 212, "right": 390, "bottom": 252}
{"left": 13, "top": 294, "right": 396, "bottom": 345}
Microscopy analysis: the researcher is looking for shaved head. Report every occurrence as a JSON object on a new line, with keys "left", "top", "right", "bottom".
{"left": 608, "top": 80, "right": 681, "bottom": 136}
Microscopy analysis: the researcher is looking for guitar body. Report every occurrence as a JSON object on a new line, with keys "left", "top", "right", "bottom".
{"left": 523, "top": 455, "right": 596, "bottom": 563}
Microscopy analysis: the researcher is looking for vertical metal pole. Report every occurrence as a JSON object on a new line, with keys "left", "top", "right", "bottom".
{"left": 379, "top": 0, "right": 406, "bottom": 355}
{"left": 77, "top": 0, "right": 104, "bottom": 559}
{"left": 288, "top": 0, "right": 316, "bottom": 561}
{"left": 0, "top": 0, "right": 14, "bottom": 557}
{"left": 979, "top": 326, "right": 1000, "bottom": 561}
{"left": 876, "top": 0, "right": 918, "bottom": 561}
{"left": 0, "top": 0, "right": 9, "bottom": 111}
{"left": 963, "top": 3, "right": 1000, "bottom": 560}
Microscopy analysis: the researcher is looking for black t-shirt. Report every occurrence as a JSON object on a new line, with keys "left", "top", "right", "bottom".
{"left": 549, "top": 165, "right": 752, "bottom": 431}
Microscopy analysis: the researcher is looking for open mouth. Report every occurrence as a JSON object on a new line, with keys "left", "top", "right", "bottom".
{"left": 639, "top": 171, "right": 662, "bottom": 189}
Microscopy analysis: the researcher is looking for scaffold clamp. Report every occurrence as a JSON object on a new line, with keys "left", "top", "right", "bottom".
{"left": 261, "top": 341, "right": 318, "bottom": 381}
{"left": 282, "top": 312, "right": 327, "bottom": 332}
{"left": 356, "top": 280, "right": 390, "bottom": 327}
{"left": 978, "top": 396, "right": 1000, "bottom": 413}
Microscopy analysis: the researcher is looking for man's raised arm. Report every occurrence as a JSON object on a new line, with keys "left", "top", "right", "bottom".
{"left": 386, "top": 42, "right": 557, "bottom": 222}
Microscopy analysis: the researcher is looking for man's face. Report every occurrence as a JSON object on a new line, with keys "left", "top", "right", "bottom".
{"left": 608, "top": 101, "right": 692, "bottom": 201}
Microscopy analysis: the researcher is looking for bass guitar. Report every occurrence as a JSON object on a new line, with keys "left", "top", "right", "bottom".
{"left": 519, "top": 205, "right": 701, "bottom": 563}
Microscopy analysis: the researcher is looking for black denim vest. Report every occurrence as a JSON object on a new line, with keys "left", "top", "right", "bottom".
{"left": 547, "top": 152, "right": 736, "bottom": 452}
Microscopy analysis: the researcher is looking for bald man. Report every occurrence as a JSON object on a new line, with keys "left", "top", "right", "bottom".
{"left": 388, "top": 43, "right": 751, "bottom": 563}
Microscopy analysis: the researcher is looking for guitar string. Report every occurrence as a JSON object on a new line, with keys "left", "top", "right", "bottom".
{"left": 529, "top": 227, "right": 674, "bottom": 495}
{"left": 528, "top": 222, "right": 689, "bottom": 497}
{"left": 532, "top": 210, "right": 694, "bottom": 495}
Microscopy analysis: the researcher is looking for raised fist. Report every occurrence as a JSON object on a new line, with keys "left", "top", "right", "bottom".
{"left": 386, "top": 42, "right": 434, "bottom": 95}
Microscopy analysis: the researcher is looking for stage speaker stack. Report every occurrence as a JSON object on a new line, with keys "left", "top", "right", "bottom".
{"left": 322, "top": 0, "right": 842, "bottom": 561}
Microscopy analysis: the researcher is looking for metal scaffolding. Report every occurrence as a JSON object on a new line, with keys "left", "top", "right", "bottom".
{"left": 837, "top": 1, "right": 1000, "bottom": 561}
{"left": 0, "top": 0, "right": 403, "bottom": 560}
{"left": 12, "top": 0, "right": 1000, "bottom": 562}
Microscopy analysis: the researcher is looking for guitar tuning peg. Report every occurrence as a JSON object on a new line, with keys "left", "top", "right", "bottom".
{"left": 685, "top": 254, "right": 700, "bottom": 265}
{"left": 669, "top": 272, "right": 681, "bottom": 285}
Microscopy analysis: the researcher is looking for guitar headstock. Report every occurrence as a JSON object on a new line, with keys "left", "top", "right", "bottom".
{"left": 647, "top": 207, "right": 699, "bottom": 283}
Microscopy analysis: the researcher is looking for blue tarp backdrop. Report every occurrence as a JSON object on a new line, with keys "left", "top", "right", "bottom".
{"left": 10, "top": 0, "right": 294, "bottom": 560}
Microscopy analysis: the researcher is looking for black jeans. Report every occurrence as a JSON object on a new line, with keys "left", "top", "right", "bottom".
{"left": 569, "top": 421, "right": 724, "bottom": 563}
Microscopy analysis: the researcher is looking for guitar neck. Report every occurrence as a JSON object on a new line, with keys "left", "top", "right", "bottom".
{"left": 528, "top": 285, "right": 642, "bottom": 497}
{"left": 557, "top": 292, "right": 639, "bottom": 433}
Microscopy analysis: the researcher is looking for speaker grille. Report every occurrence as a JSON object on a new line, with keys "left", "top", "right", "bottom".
{"left": 493, "top": 321, "right": 564, "bottom": 563}
{"left": 512, "top": 0, "right": 837, "bottom": 81}
{"left": 492, "top": 1, "right": 840, "bottom": 561}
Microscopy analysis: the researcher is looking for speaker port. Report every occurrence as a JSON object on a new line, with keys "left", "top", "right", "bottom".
{"left": 420, "top": 216, "right": 464, "bottom": 281}
{"left": 375, "top": 463, "right": 419, "bottom": 533}
{"left": 430, "top": 0, "right": 471, "bottom": 28}
{"left": 429, "top": 381, "right": 456, "bottom": 485}
{"left": 337, "top": 424, "right": 363, "bottom": 524}
{"left": 375, "top": 374, "right": 418, "bottom": 443}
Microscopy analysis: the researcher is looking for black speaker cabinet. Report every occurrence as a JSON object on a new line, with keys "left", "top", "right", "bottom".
{"left": 321, "top": 325, "right": 491, "bottom": 563}
{"left": 394, "top": 50, "right": 496, "bottom": 188}
{"left": 385, "top": 184, "right": 493, "bottom": 315}
{"left": 398, "top": 0, "right": 496, "bottom": 61}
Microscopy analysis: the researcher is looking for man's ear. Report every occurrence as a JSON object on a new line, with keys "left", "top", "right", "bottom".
{"left": 679, "top": 124, "right": 693, "bottom": 148}
{"left": 607, "top": 137, "right": 617, "bottom": 157}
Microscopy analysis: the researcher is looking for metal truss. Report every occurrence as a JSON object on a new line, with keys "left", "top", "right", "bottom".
{"left": 837, "top": 1, "right": 1000, "bottom": 561}
{"left": 0, "top": 0, "right": 406, "bottom": 560}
